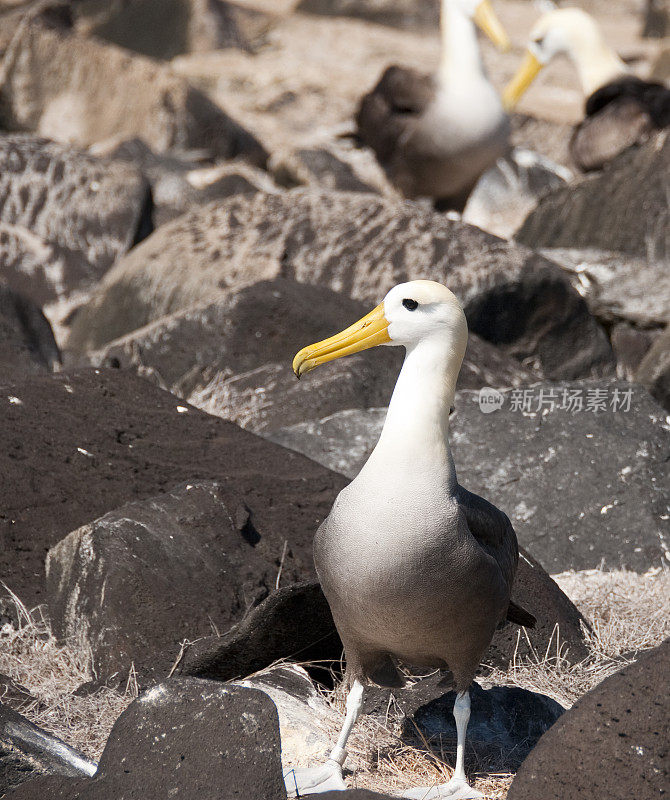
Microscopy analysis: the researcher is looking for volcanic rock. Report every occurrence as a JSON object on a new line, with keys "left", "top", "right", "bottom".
{"left": 7, "top": 680, "right": 285, "bottom": 800}
{"left": 297, "top": 0, "right": 439, "bottom": 29}
{"left": 0, "top": 11, "right": 267, "bottom": 162}
{"left": 66, "top": 190, "right": 614, "bottom": 380}
{"left": 0, "top": 703, "right": 95, "bottom": 795}
{"left": 87, "top": 279, "right": 537, "bottom": 433}
{"left": 405, "top": 682, "right": 565, "bottom": 770}
{"left": 0, "top": 283, "right": 60, "bottom": 374}
{"left": 76, "top": 0, "right": 275, "bottom": 59}
{"left": 507, "top": 640, "right": 670, "bottom": 800}
{"left": 0, "top": 368, "right": 346, "bottom": 607}
{"left": 269, "top": 380, "right": 670, "bottom": 573}
{"left": 0, "top": 135, "right": 151, "bottom": 311}
{"left": 46, "top": 481, "right": 322, "bottom": 682}
{"left": 516, "top": 131, "right": 669, "bottom": 262}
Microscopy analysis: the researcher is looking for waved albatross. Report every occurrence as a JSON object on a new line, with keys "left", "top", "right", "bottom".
{"left": 503, "top": 7, "right": 670, "bottom": 171}
{"left": 355, "top": 0, "right": 511, "bottom": 211}
{"left": 286, "top": 281, "right": 535, "bottom": 799}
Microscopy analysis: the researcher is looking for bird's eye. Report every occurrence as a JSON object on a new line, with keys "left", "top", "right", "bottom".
{"left": 402, "top": 298, "right": 419, "bottom": 311}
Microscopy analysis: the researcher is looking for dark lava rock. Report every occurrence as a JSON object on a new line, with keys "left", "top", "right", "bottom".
{"left": 450, "top": 382, "right": 670, "bottom": 573}
{"left": 106, "top": 137, "right": 277, "bottom": 227}
{"left": 276, "top": 382, "right": 670, "bottom": 573}
{"left": 0, "top": 283, "right": 60, "bottom": 374}
{"left": 297, "top": 0, "right": 439, "bottom": 29}
{"left": 516, "top": 131, "right": 669, "bottom": 262}
{"left": 0, "top": 368, "right": 346, "bottom": 607}
{"left": 270, "top": 147, "right": 378, "bottom": 193}
{"left": 175, "top": 582, "right": 342, "bottom": 685}
{"left": 0, "top": 135, "right": 151, "bottom": 310}
{"left": 87, "top": 279, "right": 537, "bottom": 433}
{"left": 637, "top": 326, "right": 670, "bottom": 412}
{"left": 507, "top": 640, "right": 670, "bottom": 800}
{"left": 46, "top": 481, "right": 323, "bottom": 683}
{"left": 8, "top": 680, "right": 285, "bottom": 800}
{"left": 0, "top": 702, "right": 95, "bottom": 794}
{"left": 76, "top": 0, "right": 275, "bottom": 59}
{"left": 0, "top": 11, "right": 267, "bottom": 163}
{"left": 67, "top": 190, "right": 614, "bottom": 380}
{"left": 405, "top": 682, "right": 565, "bottom": 771}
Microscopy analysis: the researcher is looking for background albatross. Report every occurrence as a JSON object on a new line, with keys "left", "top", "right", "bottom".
{"left": 287, "top": 280, "right": 535, "bottom": 800}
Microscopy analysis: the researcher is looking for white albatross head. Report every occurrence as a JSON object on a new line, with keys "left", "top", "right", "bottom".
{"left": 502, "top": 7, "right": 627, "bottom": 110}
{"left": 292, "top": 280, "right": 468, "bottom": 378}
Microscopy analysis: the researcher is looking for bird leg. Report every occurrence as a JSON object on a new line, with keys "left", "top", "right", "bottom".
{"left": 284, "top": 679, "right": 364, "bottom": 797}
{"left": 402, "top": 689, "right": 483, "bottom": 800}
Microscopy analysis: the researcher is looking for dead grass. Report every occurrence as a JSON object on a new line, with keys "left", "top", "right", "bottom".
{"left": 0, "top": 567, "right": 667, "bottom": 794}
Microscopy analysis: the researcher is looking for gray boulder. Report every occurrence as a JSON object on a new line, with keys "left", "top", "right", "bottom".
{"left": 0, "top": 282, "right": 60, "bottom": 374}
{"left": 0, "top": 368, "right": 346, "bottom": 608}
{"left": 87, "top": 279, "right": 537, "bottom": 433}
{"left": 45, "top": 481, "right": 320, "bottom": 682}
{"left": 508, "top": 640, "right": 669, "bottom": 800}
{"left": 0, "top": 135, "right": 151, "bottom": 311}
{"left": 268, "top": 380, "right": 670, "bottom": 573}
{"left": 516, "top": 131, "right": 669, "bottom": 263}
{"left": 8, "top": 681, "right": 285, "bottom": 800}
{"left": 297, "top": 0, "right": 439, "bottom": 29}
{"left": 66, "top": 190, "right": 614, "bottom": 380}
{"left": 0, "top": 10, "right": 267, "bottom": 162}
{"left": 0, "top": 702, "right": 95, "bottom": 795}
{"left": 406, "top": 682, "right": 565, "bottom": 771}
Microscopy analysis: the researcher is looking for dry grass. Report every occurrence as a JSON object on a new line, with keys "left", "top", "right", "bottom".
{"left": 0, "top": 567, "right": 667, "bottom": 795}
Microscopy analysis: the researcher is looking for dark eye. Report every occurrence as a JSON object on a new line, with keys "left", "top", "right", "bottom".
{"left": 402, "top": 298, "right": 419, "bottom": 311}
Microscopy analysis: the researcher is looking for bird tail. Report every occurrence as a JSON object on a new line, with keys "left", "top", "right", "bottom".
{"left": 506, "top": 600, "right": 536, "bottom": 628}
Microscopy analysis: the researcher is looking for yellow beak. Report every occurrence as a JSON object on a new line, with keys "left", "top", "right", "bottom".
{"left": 502, "top": 49, "right": 543, "bottom": 111}
{"left": 293, "top": 303, "right": 391, "bottom": 379}
{"left": 473, "top": 0, "right": 511, "bottom": 52}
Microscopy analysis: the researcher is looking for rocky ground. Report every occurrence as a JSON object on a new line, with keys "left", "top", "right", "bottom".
{"left": 0, "top": 0, "right": 669, "bottom": 798}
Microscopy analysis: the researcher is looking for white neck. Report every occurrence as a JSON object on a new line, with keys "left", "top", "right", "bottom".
{"left": 568, "top": 41, "right": 627, "bottom": 96}
{"left": 438, "top": 0, "right": 486, "bottom": 86}
{"left": 360, "top": 336, "right": 464, "bottom": 491}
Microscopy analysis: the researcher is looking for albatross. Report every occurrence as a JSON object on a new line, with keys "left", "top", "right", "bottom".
{"left": 286, "top": 280, "right": 535, "bottom": 799}
{"left": 355, "top": 0, "right": 511, "bottom": 211}
{"left": 503, "top": 7, "right": 670, "bottom": 171}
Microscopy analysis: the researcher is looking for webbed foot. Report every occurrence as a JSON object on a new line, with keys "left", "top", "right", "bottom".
{"left": 402, "top": 777, "right": 484, "bottom": 799}
{"left": 284, "top": 758, "right": 347, "bottom": 797}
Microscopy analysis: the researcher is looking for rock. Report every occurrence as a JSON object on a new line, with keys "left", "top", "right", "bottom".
{"left": 507, "top": 640, "right": 670, "bottom": 800}
{"left": 0, "top": 135, "right": 151, "bottom": 313}
{"left": 643, "top": 0, "right": 669, "bottom": 37}
{"left": 76, "top": 0, "right": 275, "bottom": 59}
{"left": 463, "top": 148, "right": 572, "bottom": 240}
{"left": 0, "top": 11, "right": 267, "bottom": 163}
{"left": 86, "top": 279, "right": 536, "bottom": 433}
{"left": 8, "top": 680, "right": 285, "bottom": 800}
{"left": 105, "top": 137, "right": 277, "bottom": 227}
{"left": 267, "top": 380, "right": 670, "bottom": 574}
{"left": 297, "top": 0, "right": 439, "bottom": 29}
{"left": 67, "top": 190, "right": 614, "bottom": 381}
{"left": 176, "top": 583, "right": 342, "bottom": 686}
{"left": 0, "top": 282, "right": 60, "bottom": 374}
{"left": 450, "top": 382, "right": 670, "bottom": 573}
{"left": 637, "top": 326, "right": 670, "bottom": 411}
{"left": 610, "top": 322, "right": 659, "bottom": 381}
{"left": 405, "top": 682, "right": 565, "bottom": 771}
{"left": 516, "top": 132, "right": 669, "bottom": 263}
{"left": 0, "top": 702, "right": 95, "bottom": 794}
{"left": 46, "top": 481, "right": 323, "bottom": 682}
{"left": 270, "top": 147, "right": 379, "bottom": 193}
{"left": 537, "top": 248, "right": 670, "bottom": 329}
{"left": 0, "top": 368, "right": 346, "bottom": 608}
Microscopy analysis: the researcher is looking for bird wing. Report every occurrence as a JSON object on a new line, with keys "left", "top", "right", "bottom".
{"left": 455, "top": 484, "right": 534, "bottom": 627}
{"left": 355, "top": 66, "right": 434, "bottom": 162}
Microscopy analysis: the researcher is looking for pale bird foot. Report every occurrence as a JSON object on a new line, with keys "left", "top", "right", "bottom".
{"left": 402, "top": 777, "right": 485, "bottom": 800}
{"left": 284, "top": 759, "right": 347, "bottom": 797}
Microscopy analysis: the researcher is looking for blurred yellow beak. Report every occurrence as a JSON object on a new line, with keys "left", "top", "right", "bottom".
{"left": 502, "top": 50, "right": 543, "bottom": 110}
{"left": 293, "top": 303, "right": 391, "bottom": 378}
{"left": 473, "top": 0, "right": 511, "bottom": 52}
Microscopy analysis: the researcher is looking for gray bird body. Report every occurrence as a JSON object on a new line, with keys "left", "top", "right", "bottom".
{"left": 315, "top": 434, "right": 518, "bottom": 691}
